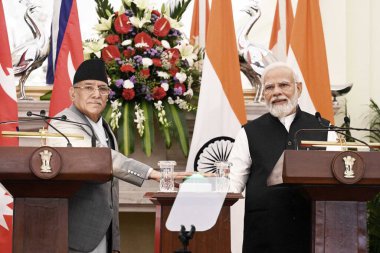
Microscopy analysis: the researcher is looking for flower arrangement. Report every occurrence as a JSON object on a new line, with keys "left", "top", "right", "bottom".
{"left": 84, "top": 0, "right": 201, "bottom": 156}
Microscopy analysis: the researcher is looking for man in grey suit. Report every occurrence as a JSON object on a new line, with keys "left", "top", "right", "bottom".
{"left": 48, "top": 59, "right": 184, "bottom": 253}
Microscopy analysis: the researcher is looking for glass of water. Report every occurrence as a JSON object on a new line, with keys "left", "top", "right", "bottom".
{"left": 214, "top": 161, "right": 232, "bottom": 192}
{"left": 158, "top": 161, "right": 176, "bottom": 192}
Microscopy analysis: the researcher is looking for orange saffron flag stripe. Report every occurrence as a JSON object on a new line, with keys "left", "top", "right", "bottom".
{"left": 290, "top": 0, "right": 334, "bottom": 123}
{"left": 206, "top": 0, "right": 247, "bottom": 125}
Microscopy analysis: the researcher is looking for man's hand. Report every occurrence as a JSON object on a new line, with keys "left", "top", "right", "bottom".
{"left": 148, "top": 170, "right": 193, "bottom": 182}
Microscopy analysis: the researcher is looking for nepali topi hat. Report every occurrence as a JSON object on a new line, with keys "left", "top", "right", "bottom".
{"left": 73, "top": 59, "right": 108, "bottom": 85}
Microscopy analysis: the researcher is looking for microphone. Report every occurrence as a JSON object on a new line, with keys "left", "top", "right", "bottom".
{"left": 293, "top": 128, "right": 357, "bottom": 150}
{"left": 314, "top": 112, "right": 373, "bottom": 151}
{"left": 27, "top": 110, "right": 97, "bottom": 147}
{"left": 27, "top": 110, "right": 72, "bottom": 147}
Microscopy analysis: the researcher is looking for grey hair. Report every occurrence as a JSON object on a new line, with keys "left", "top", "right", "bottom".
{"left": 260, "top": 62, "right": 300, "bottom": 84}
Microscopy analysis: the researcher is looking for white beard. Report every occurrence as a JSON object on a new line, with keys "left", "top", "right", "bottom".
{"left": 266, "top": 89, "right": 299, "bottom": 118}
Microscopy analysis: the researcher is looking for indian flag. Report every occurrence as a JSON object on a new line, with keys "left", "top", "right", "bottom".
{"left": 287, "top": 0, "right": 334, "bottom": 123}
{"left": 269, "top": 0, "right": 294, "bottom": 62}
{"left": 186, "top": 0, "right": 247, "bottom": 251}
{"left": 189, "top": 0, "right": 210, "bottom": 46}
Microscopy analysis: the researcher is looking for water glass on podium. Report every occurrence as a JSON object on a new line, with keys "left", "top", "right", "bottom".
{"left": 158, "top": 161, "right": 176, "bottom": 192}
{"left": 214, "top": 161, "right": 231, "bottom": 192}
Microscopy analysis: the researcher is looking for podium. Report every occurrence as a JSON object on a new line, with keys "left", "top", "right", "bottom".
{"left": 0, "top": 146, "right": 112, "bottom": 253}
{"left": 145, "top": 192, "right": 242, "bottom": 253}
{"left": 283, "top": 150, "right": 380, "bottom": 253}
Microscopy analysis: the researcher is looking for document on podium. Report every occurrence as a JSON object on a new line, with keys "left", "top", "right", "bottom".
{"left": 166, "top": 177, "right": 228, "bottom": 232}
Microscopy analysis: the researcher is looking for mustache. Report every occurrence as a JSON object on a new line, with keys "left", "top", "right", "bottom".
{"left": 270, "top": 95, "right": 289, "bottom": 103}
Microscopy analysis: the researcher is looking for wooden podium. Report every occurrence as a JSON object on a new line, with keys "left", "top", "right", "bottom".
{"left": 283, "top": 150, "right": 380, "bottom": 253}
{"left": 145, "top": 192, "right": 242, "bottom": 253}
{"left": 0, "top": 146, "right": 112, "bottom": 253}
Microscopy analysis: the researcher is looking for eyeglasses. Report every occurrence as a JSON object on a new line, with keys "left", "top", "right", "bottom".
{"left": 74, "top": 85, "right": 110, "bottom": 96}
{"left": 263, "top": 81, "right": 294, "bottom": 95}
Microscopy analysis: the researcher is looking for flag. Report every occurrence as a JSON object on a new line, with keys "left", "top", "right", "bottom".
{"left": 0, "top": 184, "right": 13, "bottom": 253}
{"left": 48, "top": 0, "right": 83, "bottom": 118}
{"left": 186, "top": 0, "right": 247, "bottom": 251}
{"left": 269, "top": 0, "right": 294, "bottom": 62}
{"left": 0, "top": 1, "right": 15, "bottom": 249}
{"left": 0, "top": 0, "right": 18, "bottom": 146}
{"left": 287, "top": 0, "right": 334, "bottom": 123}
{"left": 189, "top": 0, "right": 210, "bottom": 46}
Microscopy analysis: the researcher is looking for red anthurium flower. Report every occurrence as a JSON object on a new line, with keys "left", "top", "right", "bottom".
{"left": 101, "top": 45, "right": 121, "bottom": 62}
{"left": 140, "top": 69, "right": 150, "bottom": 79}
{"left": 152, "top": 58, "right": 162, "bottom": 67}
{"left": 165, "top": 48, "right": 180, "bottom": 65}
{"left": 152, "top": 87, "right": 166, "bottom": 100}
{"left": 123, "top": 48, "right": 136, "bottom": 58}
{"left": 114, "top": 14, "right": 132, "bottom": 34}
{"left": 134, "top": 32, "right": 153, "bottom": 49}
{"left": 153, "top": 17, "right": 171, "bottom": 37}
{"left": 169, "top": 66, "right": 179, "bottom": 77}
{"left": 174, "top": 83, "right": 186, "bottom": 95}
{"left": 105, "top": 34, "right": 120, "bottom": 45}
{"left": 151, "top": 10, "right": 161, "bottom": 17}
{"left": 120, "top": 64, "right": 135, "bottom": 73}
{"left": 122, "top": 88, "right": 135, "bottom": 100}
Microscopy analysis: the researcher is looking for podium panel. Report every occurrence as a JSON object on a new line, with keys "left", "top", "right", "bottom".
{"left": 145, "top": 192, "right": 242, "bottom": 253}
{"left": 0, "top": 147, "right": 112, "bottom": 253}
{"left": 283, "top": 150, "right": 380, "bottom": 253}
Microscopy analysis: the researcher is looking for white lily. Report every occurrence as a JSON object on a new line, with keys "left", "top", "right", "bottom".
{"left": 134, "top": 0, "right": 150, "bottom": 10}
{"left": 175, "top": 42, "right": 197, "bottom": 66}
{"left": 94, "top": 14, "right": 114, "bottom": 32}
{"left": 129, "top": 16, "right": 151, "bottom": 28}
{"left": 165, "top": 15, "right": 183, "bottom": 30}
{"left": 83, "top": 38, "right": 106, "bottom": 59}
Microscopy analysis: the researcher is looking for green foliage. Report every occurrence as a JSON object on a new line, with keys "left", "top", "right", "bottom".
{"left": 117, "top": 103, "right": 135, "bottom": 155}
{"left": 369, "top": 99, "right": 380, "bottom": 143}
{"left": 95, "top": 0, "right": 114, "bottom": 20}
{"left": 368, "top": 99, "right": 380, "bottom": 253}
{"left": 167, "top": 0, "right": 192, "bottom": 20}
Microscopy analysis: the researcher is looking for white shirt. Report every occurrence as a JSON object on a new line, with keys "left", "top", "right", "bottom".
{"left": 228, "top": 112, "right": 337, "bottom": 193}
{"left": 86, "top": 116, "right": 108, "bottom": 147}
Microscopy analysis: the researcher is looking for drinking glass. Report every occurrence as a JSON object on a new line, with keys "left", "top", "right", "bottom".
{"left": 158, "top": 161, "right": 176, "bottom": 192}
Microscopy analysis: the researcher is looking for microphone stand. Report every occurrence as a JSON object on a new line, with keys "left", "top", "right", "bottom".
{"left": 174, "top": 225, "right": 196, "bottom": 253}
{"left": 313, "top": 112, "right": 374, "bottom": 151}
{"left": 292, "top": 128, "right": 371, "bottom": 150}
{"left": 26, "top": 111, "right": 73, "bottom": 147}
{"left": 27, "top": 110, "right": 97, "bottom": 147}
